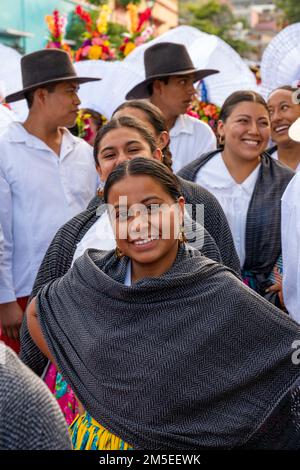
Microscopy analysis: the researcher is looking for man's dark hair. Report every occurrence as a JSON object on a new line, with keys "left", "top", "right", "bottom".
{"left": 147, "top": 77, "right": 170, "bottom": 97}
{"left": 104, "top": 157, "right": 182, "bottom": 204}
{"left": 25, "top": 83, "right": 57, "bottom": 109}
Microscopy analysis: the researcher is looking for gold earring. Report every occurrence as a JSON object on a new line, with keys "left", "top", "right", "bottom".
{"left": 97, "top": 186, "right": 104, "bottom": 197}
{"left": 178, "top": 225, "right": 187, "bottom": 244}
{"left": 115, "top": 246, "right": 123, "bottom": 259}
{"left": 218, "top": 135, "right": 225, "bottom": 146}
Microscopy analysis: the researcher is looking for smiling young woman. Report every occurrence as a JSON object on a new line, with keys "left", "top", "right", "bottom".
{"left": 21, "top": 113, "right": 235, "bottom": 427}
{"left": 26, "top": 158, "right": 300, "bottom": 450}
{"left": 178, "top": 90, "right": 295, "bottom": 307}
{"left": 267, "top": 86, "right": 300, "bottom": 172}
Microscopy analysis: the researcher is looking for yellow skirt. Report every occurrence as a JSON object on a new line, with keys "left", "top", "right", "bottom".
{"left": 70, "top": 412, "right": 133, "bottom": 450}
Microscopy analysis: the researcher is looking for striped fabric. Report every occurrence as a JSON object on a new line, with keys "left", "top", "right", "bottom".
{"left": 70, "top": 413, "right": 133, "bottom": 450}
{"left": 34, "top": 246, "right": 300, "bottom": 449}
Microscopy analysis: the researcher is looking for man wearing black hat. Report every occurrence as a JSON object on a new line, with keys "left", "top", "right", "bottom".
{"left": 126, "top": 42, "right": 219, "bottom": 173}
{"left": 0, "top": 49, "right": 100, "bottom": 350}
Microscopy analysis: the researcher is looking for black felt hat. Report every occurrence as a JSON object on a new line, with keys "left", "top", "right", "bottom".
{"left": 5, "top": 49, "right": 101, "bottom": 103}
{"left": 126, "top": 42, "right": 219, "bottom": 100}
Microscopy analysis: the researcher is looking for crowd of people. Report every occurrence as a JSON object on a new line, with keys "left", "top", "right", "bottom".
{"left": 0, "top": 42, "right": 300, "bottom": 450}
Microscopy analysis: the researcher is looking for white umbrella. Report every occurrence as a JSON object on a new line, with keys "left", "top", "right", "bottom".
{"left": 261, "top": 23, "right": 300, "bottom": 99}
{"left": 0, "top": 44, "right": 28, "bottom": 120}
{"left": 74, "top": 59, "right": 121, "bottom": 117}
{"left": 76, "top": 25, "right": 257, "bottom": 118}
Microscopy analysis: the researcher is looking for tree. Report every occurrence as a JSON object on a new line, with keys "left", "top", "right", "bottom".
{"left": 179, "top": 0, "right": 254, "bottom": 56}
{"left": 275, "top": 0, "right": 300, "bottom": 24}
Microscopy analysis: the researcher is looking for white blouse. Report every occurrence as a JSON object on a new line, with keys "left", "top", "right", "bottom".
{"left": 195, "top": 152, "right": 260, "bottom": 267}
{"left": 72, "top": 211, "right": 116, "bottom": 265}
{"left": 72, "top": 210, "right": 132, "bottom": 286}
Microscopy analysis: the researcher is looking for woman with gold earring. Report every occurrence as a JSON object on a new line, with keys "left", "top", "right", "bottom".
{"left": 27, "top": 158, "right": 300, "bottom": 450}
{"left": 21, "top": 113, "right": 236, "bottom": 427}
{"left": 179, "top": 90, "right": 294, "bottom": 307}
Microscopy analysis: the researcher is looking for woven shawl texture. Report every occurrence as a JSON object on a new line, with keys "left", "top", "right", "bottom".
{"left": 0, "top": 346, "right": 71, "bottom": 450}
{"left": 178, "top": 151, "right": 294, "bottom": 273}
{"left": 20, "top": 177, "right": 240, "bottom": 374}
{"left": 35, "top": 246, "right": 300, "bottom": 450}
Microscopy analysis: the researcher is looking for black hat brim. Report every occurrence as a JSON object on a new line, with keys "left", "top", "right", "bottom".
{"left": 125, "top": 69, "right": 219, "bottom": 100}
{"left": 5, "top": 75, "right": 101, "bottom": 103}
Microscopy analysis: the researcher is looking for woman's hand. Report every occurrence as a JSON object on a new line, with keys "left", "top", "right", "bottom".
{"left": 265, "top": 283, "right": 284, "bottom": 307}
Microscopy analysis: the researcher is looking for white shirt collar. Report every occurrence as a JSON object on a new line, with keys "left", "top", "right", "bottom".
{"left": 169, "top": 114, "right": 194, "bottom": 137}
{"left": 204, "top": 152, "right": 260, "bottom": 194}
{"left": 5, "top": 122, "right": 80, "bottom": 157}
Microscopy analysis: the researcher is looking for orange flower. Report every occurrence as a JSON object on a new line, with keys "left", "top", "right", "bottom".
{"left": 124, "top": 42, "right": 136, "bottom": 56}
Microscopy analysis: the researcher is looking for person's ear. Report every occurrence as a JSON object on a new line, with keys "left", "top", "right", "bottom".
{"left": 34, "top": 88, "right": 47, "bottom": 106}
{"left": 217, "top": 120, "right": 225, "bottom": 146}
{"left": 177, "top": 196, "right": 185, "bottom": 225}
{"left": 158, "top": 131, "right": 170, "bottom": 150}
{"left": 152, "top": 147, "right": 163, "bottom": 162}
{"left": 95, "top": 157, "right": 103, "bottom": 179}
{"left": 152, "top": 79, "right": 163, "bottom": 95}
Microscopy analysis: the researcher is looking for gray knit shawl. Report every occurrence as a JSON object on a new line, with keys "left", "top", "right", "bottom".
{"left": 36, "top": 246, "right": 300, "bottom": 450}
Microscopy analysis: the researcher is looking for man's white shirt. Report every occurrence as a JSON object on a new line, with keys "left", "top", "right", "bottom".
{"left": 169, "top": 114, "right": 217, "bottom": 173}
{"left": 0, "top": 122, "right": 98, "bottom": 302}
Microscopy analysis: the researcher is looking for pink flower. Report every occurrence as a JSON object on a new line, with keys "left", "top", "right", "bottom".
{"left": 187, "top": 109, "right": 199, "bottom": 119}
{"left": 81, "top": 45, "right": 91, "bottom": 57}
{"left": 92, "top": 37, "right": 103, "bottom": 46}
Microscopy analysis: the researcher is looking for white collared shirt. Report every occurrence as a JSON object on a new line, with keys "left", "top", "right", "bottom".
{"left": 0, "top": 122, "right": 98, "bottom": 302}
{"left": 281, "top": 172, "right": 300, "bottom": 322}
{"left": 195, "top": 152, "right": 260, "bottom": 267}
{"left": 0, "top": 105, "right": 16, "bottom": 135}
{"left": 169, "top": 114, "right": 217, "bottom": 174}
{"left": 0, "top": 224, "right": 3, "bottom": 263}
{"left": 270, "top": 150, "right": 300, "bottom": 172}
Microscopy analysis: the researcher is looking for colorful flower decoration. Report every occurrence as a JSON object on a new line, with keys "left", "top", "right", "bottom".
{"left": 74, "top": 5, "right": 115, "bottom": 61}
{"left": 119, "top": 4, "right": 154, "bottom": 58}
{"left": 75, "top": 110, "right": 107, "bottom": 143}
{"left": 45, "top": 4, "right": 154, "bottom": 62}
{"left": 45, "top": 10, "right": 72, "bottom": 56}
{"left": 187, "top": 98, "right": 221, "bottom": 134}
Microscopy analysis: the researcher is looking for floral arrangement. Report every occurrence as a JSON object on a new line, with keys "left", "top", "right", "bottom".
{"left": 187, "top": 98, "right": 221, "bottom": 134}
{"left": 74, "top": 5, "right": 116, "bottom": 61}
{"left": 119, "top": 4, "right": 154, "bottom": 58}
{"left": 45, "top": 4, "right": 154, "bottom": 62}
{"left": 75, "top": 110, "right": 107, "bottom": 142}
{"left": 45, "top": 10, "right": 72, "bottom": 56}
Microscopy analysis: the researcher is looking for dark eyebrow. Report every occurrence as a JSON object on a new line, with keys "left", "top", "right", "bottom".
{"left": 268, "top": 100, "right": 290, "bottom": 108}
{"left": 141, "top": 196, "right": 163, "bottom": 204}
{"left": 113, "top": 196, "right": 163, "bottom": 210}
{"left": 100, "top": 140, "right": 142, "bottom": 153}
{"left": 236, "top": 114, "right": 268, "bottom": 120}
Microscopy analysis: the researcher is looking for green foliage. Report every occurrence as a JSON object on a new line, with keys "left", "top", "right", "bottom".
{"left": 116, "top": 0, "right": 141, "bottom": 6}
{"left": 180, "top": 0, "right": 254, "bottom": 56}
{"left": 107, "top": 22, "right": 128, "bottom": 49}
{"left": 275, "top": 0, "right": 300, "bottom": 24}
{"left": 65, "top": 11, "right": 98, "bottom": 49}
{"left": 86, "top": 0, "right": 106, "bottom": 5}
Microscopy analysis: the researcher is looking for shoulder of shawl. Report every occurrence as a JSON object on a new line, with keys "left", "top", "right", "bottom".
{"left": 177, "top": 149, "right": 221, "bottom": 181}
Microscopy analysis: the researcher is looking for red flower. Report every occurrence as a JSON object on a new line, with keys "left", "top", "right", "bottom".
{"left": 137, "top": 7, "right": 152, "bottom": 32}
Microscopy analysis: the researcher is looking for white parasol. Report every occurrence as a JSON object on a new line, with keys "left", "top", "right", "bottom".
{"left": 74, "top": 25, "right": 257, "bottom": 118}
